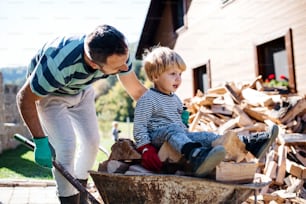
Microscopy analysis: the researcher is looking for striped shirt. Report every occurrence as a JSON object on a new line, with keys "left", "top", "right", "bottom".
{"left": 133, "top": 88, "right": 186, "bottom": 147}
{"left": 27, "top": 35, "right": 132, "bottom": 96}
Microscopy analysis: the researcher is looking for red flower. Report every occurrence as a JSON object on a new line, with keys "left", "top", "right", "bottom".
{"left": 280, "top": 75, "right": 288, "bottom": 80}
{"left": 268, "top": 74, "right": 275, "bottom": 80}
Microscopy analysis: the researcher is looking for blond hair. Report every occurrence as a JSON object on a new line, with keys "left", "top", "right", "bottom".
{"left": 142, "top": 46, "right": 186, "bottom": 82}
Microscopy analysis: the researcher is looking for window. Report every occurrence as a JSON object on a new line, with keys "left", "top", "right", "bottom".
{"left": 255, "top": 29, "right": 296, "bottom": 93}
{"left": 192, "top": 60, "right": 211, "bottom": 95}
{"left": 171, "top": 0, "right": 190, "bottom": 32}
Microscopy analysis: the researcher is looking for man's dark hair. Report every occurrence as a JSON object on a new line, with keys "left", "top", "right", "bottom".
{"left": 85, "top": 24, "right": 128, "bottom": 63}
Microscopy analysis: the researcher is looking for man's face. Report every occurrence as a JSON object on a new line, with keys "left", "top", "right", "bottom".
{"left": 92, "top": 53, "right": 129, "bottom": 75}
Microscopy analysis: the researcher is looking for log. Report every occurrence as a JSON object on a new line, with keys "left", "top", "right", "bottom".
{"left": 275, "top": 145, "right": 287, "bottom": 185}
{"left": 216, "top": 161, "right": 258, "bottom": 183}
{"left": 233, "top": 105, "right": 254, "bottom": 127}
{"left": 212, "top": 130, "right": 249, "bottom": 162}
{"left": 241, "top": 88, "right": 274, "bottom": 107}
{"left": 280, "top": 98, "right": 306, "bottom": 124}
{"left": 224, "top": 83, "right": 241, "bottom": 103}
{"left": 109, "top": 138, "right": 141, "bottom": 161}
{"left": 279, "top": 133, "right": 306, "bottom": 145}
{"left": 286, "top": 159, "right": 306, "bottom": 179}
{"left": 158, "top": 142, "right": 182, "bottom": 163}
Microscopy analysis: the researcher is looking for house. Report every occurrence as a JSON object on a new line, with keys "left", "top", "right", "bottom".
{"left": 136, "top": 0, "right": 306, "bottom": 100}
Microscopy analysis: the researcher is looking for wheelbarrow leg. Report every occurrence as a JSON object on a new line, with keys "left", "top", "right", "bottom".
{"left": 99, "top": 145, "right": 109, "bottom": 157}
{"left": 253, "top": 189, "right": 257, "bottom": 204}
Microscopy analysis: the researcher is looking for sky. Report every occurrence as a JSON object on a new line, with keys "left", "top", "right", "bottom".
{"left": 0, "top": 0, "right": 150, "bottom": 67}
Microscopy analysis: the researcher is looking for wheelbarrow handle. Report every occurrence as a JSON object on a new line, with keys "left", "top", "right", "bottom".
{"left": 13, "top": 134, "right": 100, "bottom": 204}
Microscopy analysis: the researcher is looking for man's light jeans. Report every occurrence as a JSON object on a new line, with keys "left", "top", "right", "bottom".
{"left": 37, "top": 86, "right": 100, "bottom": 197}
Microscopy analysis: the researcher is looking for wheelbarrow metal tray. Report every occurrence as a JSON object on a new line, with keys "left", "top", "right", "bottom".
{"left": 89, "top": 171, "right": 269, "bottom": 204}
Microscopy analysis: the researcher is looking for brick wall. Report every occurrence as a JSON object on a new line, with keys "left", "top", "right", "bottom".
{"left": 0, "top": 72, "right": 30, "bottom": 154}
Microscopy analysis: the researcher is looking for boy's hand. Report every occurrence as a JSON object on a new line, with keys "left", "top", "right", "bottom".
{"left": 137, "top": 144, "right": 162, "bottom": 172}
{"left": 181, "top": 107, "right": 190, "bottom": 127}
{"left": 33, "top": 137, "right": 52, "bottom": 168}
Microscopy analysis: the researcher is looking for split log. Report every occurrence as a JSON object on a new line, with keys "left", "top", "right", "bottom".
{"left": 275, "top": 144, "right": 287, "bottom": 185}
{"left": 212, "top": 130, "right": 249, "bottom": 162}
{"left": 241, "top": 87, "right": 274, "bottom": 107}
{"left": 108, "top": 138, "right": 141, "bottom": 161}
{"left": 280, "top": 98, "right": 306, "bottom": 124}
{"left": 158, "top": 142, "right": 182, "bottom": 163}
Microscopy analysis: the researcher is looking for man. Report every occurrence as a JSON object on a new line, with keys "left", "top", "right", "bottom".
{"left": 16, "top": 24, "right": 146, "bottom": 204}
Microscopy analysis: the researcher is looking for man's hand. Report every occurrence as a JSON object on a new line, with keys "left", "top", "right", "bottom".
{"left": 137, "top": 144, "right": 162, "bottom": 172}
{"left": 33, "top": 137, "right": 52, "bottom": 168}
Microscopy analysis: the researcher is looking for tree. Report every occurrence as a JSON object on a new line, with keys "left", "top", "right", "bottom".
{"left": 96, "top": 80, "right": 136, "bottom": 120}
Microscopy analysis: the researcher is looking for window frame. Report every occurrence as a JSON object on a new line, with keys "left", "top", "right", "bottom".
{"left": 254, "top": 28, "right": 296, "bottom": 93}
{"left": 192, "top": 60, "right": 211, "bottom": 95}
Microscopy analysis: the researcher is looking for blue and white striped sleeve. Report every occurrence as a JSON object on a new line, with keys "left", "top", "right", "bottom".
{"left": 133, "top": 94, "right": 153, "bottom": 148}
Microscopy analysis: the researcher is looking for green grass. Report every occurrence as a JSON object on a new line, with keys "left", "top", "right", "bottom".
{"left": 0, "top": 145, "right": 53, "bottom": 179}
{"left": 0, "top": 121, "right": 133, "bottom": 180}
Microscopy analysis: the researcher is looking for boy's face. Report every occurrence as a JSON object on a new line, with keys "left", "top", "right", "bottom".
{"left": 153, "top": 65, "right": 183, "bottom": 95}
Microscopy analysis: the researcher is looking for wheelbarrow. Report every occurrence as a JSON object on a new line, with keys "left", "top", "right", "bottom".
{"left": 14, "top": 134, "right": 270, "bottom": 204}
{"left": 89, "top": 170, "right": 270, "bottom": 204}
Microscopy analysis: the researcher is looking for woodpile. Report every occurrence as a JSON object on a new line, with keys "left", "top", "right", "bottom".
{"left": 183, "top": 76, "right": 306, "bottom": 203}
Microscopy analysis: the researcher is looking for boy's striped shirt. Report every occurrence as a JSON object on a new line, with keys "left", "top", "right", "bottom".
{"left": 133, "top": 88, "right": 186, "bottom": 147}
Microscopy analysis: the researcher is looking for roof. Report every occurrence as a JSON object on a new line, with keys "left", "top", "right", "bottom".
{"left": 135, "top": 1, "right": 165, "bottom": 59}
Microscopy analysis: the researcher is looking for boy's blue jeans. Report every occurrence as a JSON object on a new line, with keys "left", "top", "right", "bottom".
{"left": 150, "top": 123, "right": 220, "bottom": 154}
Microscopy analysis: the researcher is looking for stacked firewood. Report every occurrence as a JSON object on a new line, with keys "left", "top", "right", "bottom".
{"left": 183, "top": 76, "right": 306, "bottom": 203}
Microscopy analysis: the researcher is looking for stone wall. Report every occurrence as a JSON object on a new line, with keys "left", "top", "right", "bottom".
{"left": 0, "top": 72, "right": 30, "bottom": 154}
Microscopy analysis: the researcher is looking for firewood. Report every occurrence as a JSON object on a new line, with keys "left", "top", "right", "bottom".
{"left": 264, "top": 160, "right": 277, "bottom": 179}
{"left": 232, "top": 105, "right": 254, "bottom": 127}
{"left": 275, "top": 144, "right": 287, "bottom": 185}
{"left": 224, "top": 82, "right": 242, "bottom": 103}
{"left": 216, "top": 161, "right": 258, "bottom": 183}
{"left": 285, "top": 175, "right": 304, "bottom": 194}
{"left": 263, "top": 149, "right": 277, "bottom": 175}
{"left": 211, "top": 104, "right": 233, "bottom": 115}
{"left": 294, "top": 146, "right": 306, "bottom": 166}
{"left": 200, "top": 113, "right": 223, "bottom": 126}
{"left": 280, "top": 98, "right": 306, "bottom": 124}
{"left": 158, "top": 142, "right": 182, "bottom": 163}
{"left": 212, "top": 130, "right": 249, "bottom": 162}
{"left": 217, "top": 118, "right": 238, "bottom": 135}
{"left": 189, "top": 110, "right": 203, "bottom": 132}
{"left": 248, "top": 75, "right": 264, "bottom": 91}
{"left": 232, "top": 122, "right": 266, "bottom": 134}
{"left": 279, "top": 133, "right": 306, "bottom": 145}
{"left": 241, "top": 87, "right": 274, "bottom": 107}
{"left": 109, "top": 138, "right": 141, "bottom": 161}
{"left": 261, "top": 194, "right": 286, "bottom": 203}
{"left": 243, "top": 106, "right": 269, "bottom": 122}
{"left": 286, "top": 159, "right": 306, "bottom": 179}
{"left": 207, "top": 86, "right": 227, "bottom": 94}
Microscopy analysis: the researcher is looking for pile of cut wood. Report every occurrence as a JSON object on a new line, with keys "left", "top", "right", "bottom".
{"left": 182, "top": 76, "right": 306, "bottom": 203}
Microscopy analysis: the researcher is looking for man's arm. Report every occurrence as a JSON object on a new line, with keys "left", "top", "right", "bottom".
{"left": 16, "top": 78, "right": 53, "bottom": 168}
{"left": 118, "top": 70, "right": 147, "bottom": 101}
{"left": 16, "top": 79, "right": 45, "bottom": 138}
